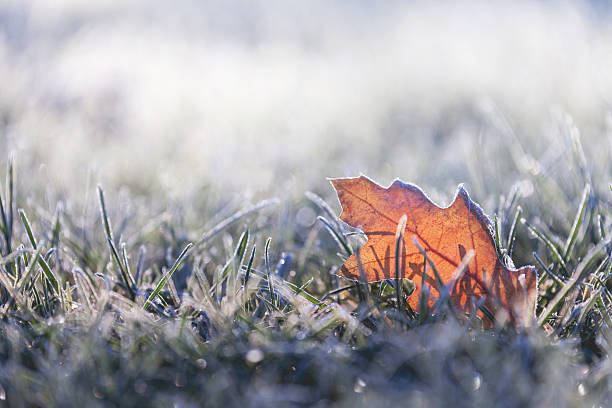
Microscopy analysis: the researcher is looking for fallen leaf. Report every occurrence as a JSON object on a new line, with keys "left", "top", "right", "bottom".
{"left": 330, "top": 175, "right": 537, "bottom": 327}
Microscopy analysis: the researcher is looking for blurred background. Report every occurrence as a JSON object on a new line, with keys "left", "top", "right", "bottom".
{"left": 0, "top": 0, "right": 611, "bottom": 204}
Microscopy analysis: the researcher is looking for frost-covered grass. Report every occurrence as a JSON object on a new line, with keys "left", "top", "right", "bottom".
{"left": 3, "top": 1, "right": 612, "bottom": 406}
{"left": 2, "top": 119, "right": 612, "bottom": 406}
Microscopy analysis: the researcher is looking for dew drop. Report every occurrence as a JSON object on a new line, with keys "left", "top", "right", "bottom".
{"left": 473, "top": 373, "right": 482, "bottom": 390}
{"left": 354, "top": 378, "right": 367, "bottom": 393}
{"left": 578, "top": 383, "right": 586, "bottom": 396}
{"left": 246, "top": 349, "right": 264, "bottom": 364}
{"left": 174, "top": 374, "right": 184, "bottom": 387}
{"left": 0, "top": 384, "right": 5, "bottom": 400}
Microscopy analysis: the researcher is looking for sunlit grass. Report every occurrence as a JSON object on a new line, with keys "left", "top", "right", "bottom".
{"left": 1, "top": 116, "right": 612, "bottom": 406}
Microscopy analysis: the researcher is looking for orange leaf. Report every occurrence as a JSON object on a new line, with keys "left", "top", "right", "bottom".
{"left": 330, "top": 176, "right": 537, "bottom": 327}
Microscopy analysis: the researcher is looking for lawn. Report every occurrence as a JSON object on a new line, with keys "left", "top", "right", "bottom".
{"left": 2, "top": 1, "right": 612, "bottom": 407}
{"left": 1, "top": 128, "right": 612, "bottom": 406}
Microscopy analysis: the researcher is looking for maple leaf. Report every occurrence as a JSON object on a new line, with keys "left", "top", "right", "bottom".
{"left": 330, "top": 175, "right": 537, "bottom": 327}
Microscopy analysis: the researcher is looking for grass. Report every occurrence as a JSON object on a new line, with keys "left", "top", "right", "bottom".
{"left": 2, "top": 125, "right": 612, "bottom": 407}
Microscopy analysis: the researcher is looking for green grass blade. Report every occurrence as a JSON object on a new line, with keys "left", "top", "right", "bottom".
{"left": 597, "top": 296, "right": 612, "bottom": 328}
{"left": 264, "top": 237, "right": 274, "bottom": 302}
{"left": 522, "top": 219, "right": 569, "bottom": 275}
{"left": 18, "top": 209, "right": 37, "bottom": 249}
{"left": 507, "top": 206, "right": 522, "bottom": 257}
{"left": 6, "top": 157, "right": 13, "bottom": 252}
{"left": 395, "top": 214, "right": 407, "bottom": 313}
{"left": 317, "top": 216, "right": 352, "bottom": 256}
{"left": 210, "top": 230, "right": 251, "bottom": 295}
{"left": 532, "top": 251, "right": 565, "bottom": 286}
{"left": 414, "top": 239, "right": 445, "bottom": 288}
{"left": 17, "top": 246, "right": 42, "bottom": 291}
{"left": 478, "top": 303, "right": 496, "bottom": 325}
{"left": 418, "top": 284, "right": 430, "bottom": 324}
{"left": 121, "top": 242, "right": 137, "bottom": 290}
{"left": 284, "top": 280, "right": 322, "bottom": 305}
{"left": 0, "top": 183, "right": 7, "bottom": 250}
{"left": 494, "top": 214, "right": 503, "bottom": 257}
{"left": 144, "top": 242, "right": 193, "bottom": 310}
{"left": 305, "top": 191, "right": 340, "bottom": 229}
{"left": 577, "top": 288, "right": 603, "bottom": 325}
{"left": 244, "top": 244, "right": 256, "bottom": 286}
{"left": 563, "top": 184, "right": 590, "bottom": 260}
{"left": 97, "top": 186, "right": 136, "bottom": 298}
{"left": 321, "top": 284, "right": 356, "bottom": 301}
{"left": 51, "top": 205, "right": 62, "bottom": 248}
{"left": 107, "top": 238, "right": 136, "bottom": 298}
{"left": 414, "top": 239, "right": 459, "bottom": 319}
{"left": 97, "top": 185, "right": 115, "bottom": 243}
{"left": 18, "top": 209, "right": 59, "bottom": 294}
{"left": 135, "top": 245, "right": 146, "bottom": 287}
{"left": 432, "top": 250, "right": 474, "bottom": 316}
{"left": 37, "top": 254, "right": 59, "bottom": 295}
{"left": 234, "top": 229, "right": 249, "bottom": 265}
{"left": 538, "top": 238, "right": 610, "bottom": 327}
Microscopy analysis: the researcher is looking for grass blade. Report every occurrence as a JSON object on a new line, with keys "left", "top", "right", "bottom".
{"left": 563, "top": 184, "right": 590, "bottom": 259}
{"left": 494, "top": 214, "right": 503, "bottom": 257}
{"left": 97, "top": 185, "right": 115, "bottom": 243}
{"left": 538, "top": 237, "right": 611, "bottom": 327}
{"left": 18, "top": 209, "right": 59, "bottom": 294}
{"left": 134, "top": 245, "right": 146, "bottom": 287}
{"left": 283, "top": 279, "right": 322, "bottom": 305}
{"left": 577, "top": 288, "right": 603, "bottom": 325}
{"left": 264, "top": 237, "right": 274, "bottom": 303}
{"left": 37, "top": 255, "right": 59, "bottom": 295}
{"left": 395, "top": 214, "right": 407, "bottom": 313}
{"left": 244, "top": 244, "right": 256, "bottom": 286}
{"left": 19, "top": 209, "right": 37, "bottom": 249}
{"left": 107, "top": 238, "right": 136, "bottom": 298}
{"left": 522, "top": 219, "right": 569, "bottom": 275}
{"left": 532, "top": 251, "right": 565, "bottom": 286}
{"left": 414, "top": 239, "right": 460, "bottom": 320}
{"left": 318, "top": 216, "right": 352, "bottom": 256}
{"left": 51, "top": 204, "right": 62, "bottom": 249}
{"left": 98, "top": 186, "right": 136, "bottom": 298}
{"left": 0, "top": 183, "right": 7, "bottom": 253}
{"left": 121, "top": 242, "right": 137, "bottom": 290}
{"left": 507, "top": 206, "right": 522, "bottom": 257}
{"left": 5, "top": 157, "right": 13, "bottom": 253}
{"left": 210, "top": 230, "right": 251, "bottom": 295}
{"left": 144, "top": 243, "right": 193, "bottom": 310}
{"left": 305, "top": 191, "right": 340, "bottom": 228}
{"left": 16, "top": 246, "right": 42, "bottom": 291}
{"left": 234, "top": 229, "right": 249, "bottom": 265}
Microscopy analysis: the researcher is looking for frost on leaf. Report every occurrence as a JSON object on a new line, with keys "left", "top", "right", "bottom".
{"left": 330, "top": 175, "right": 537, "bottom": 327}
